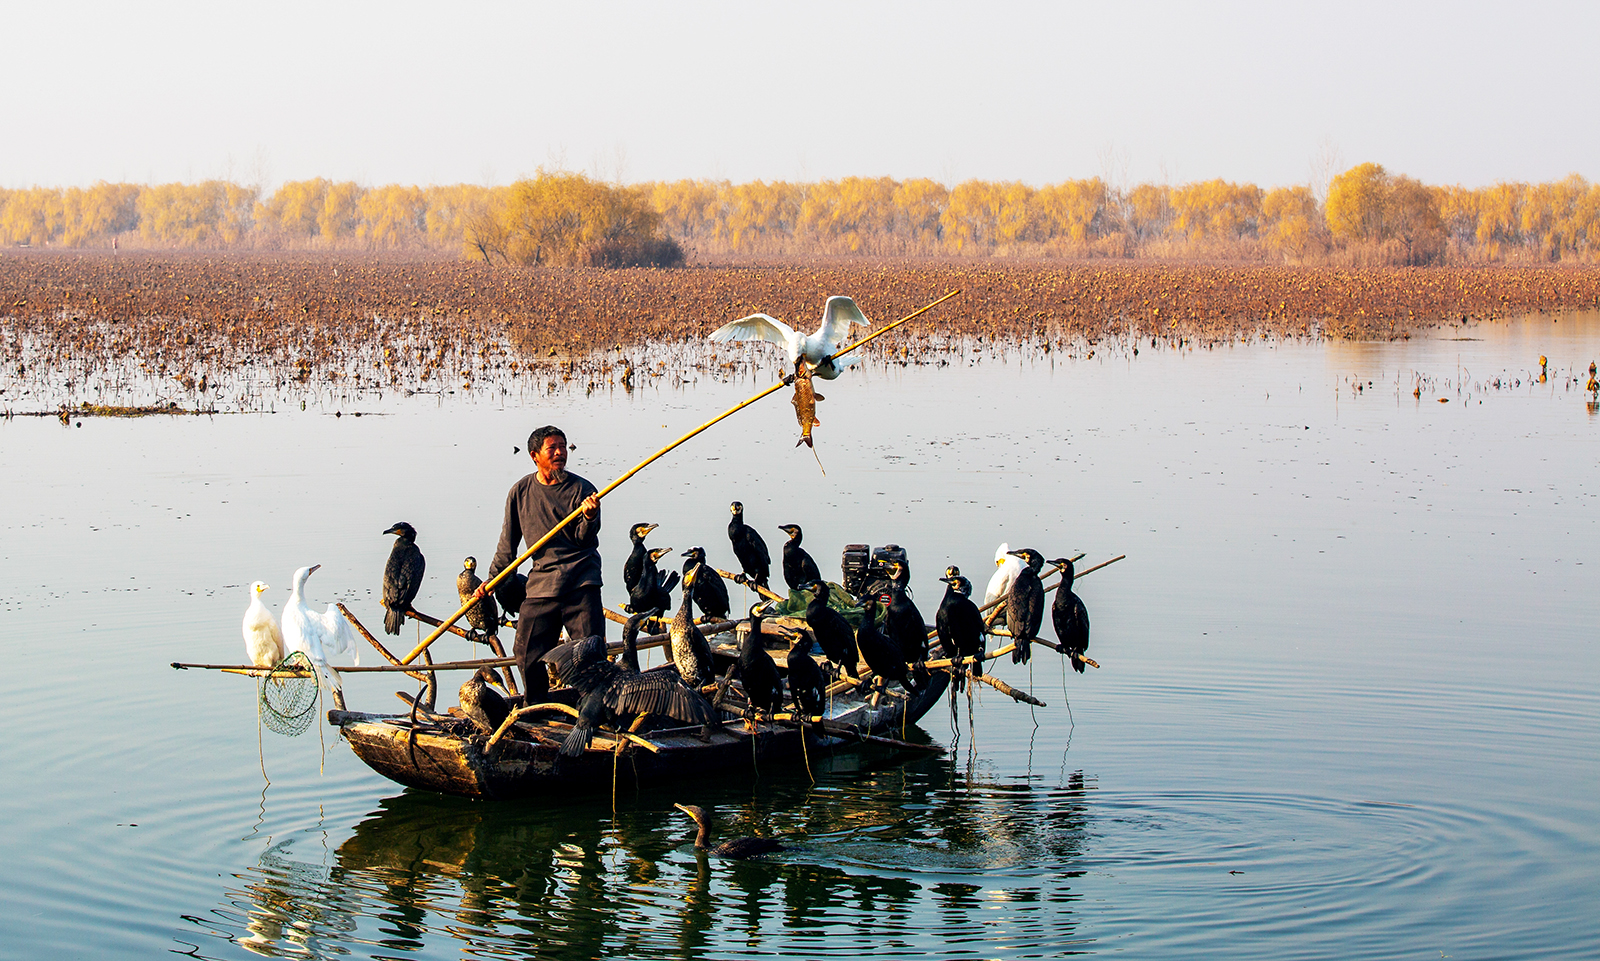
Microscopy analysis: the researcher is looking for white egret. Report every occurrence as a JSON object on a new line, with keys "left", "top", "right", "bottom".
{"left": 983, "top": 542, "right": 1022, "bottom": 607}
{"left": 282, "top": 564, "right": 361, "bottom": 698}
{"left": 242, "top": 581, "right": 285, "bottom": 668}
{"left": 708, "top": 295, "right": 870, "bottom": 379}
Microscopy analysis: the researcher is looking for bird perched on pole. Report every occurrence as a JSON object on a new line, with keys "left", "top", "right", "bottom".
{"left": 283, "top": 564, "right": 360, "bottom": 698}
{"left": 1048, "top": 557, "right": 1091, "bottom": 673}
{"left": 803, "top": 580, "right": 859, "bottom": 681}
{"left": 936, "top": 569, "right": 985, "bottom": 690}
{"left": 786, "top": 630, "right": 827, "bottom": 720}
{"left": 456, "top": 556, "right": 499, "bottom": 642}
{"left": 681, "top": 546, "right": 730, "bottom": 621}
{"left": 856, "top": 594, "right": 920, "bottom": 694}
{"left": 669, "top": 566, "right": 715, "bottom": 687}
{"left": 381, "top": 522, "right": 425, "bottom": 635}
{"left": 736, "top": 602, "right": 785, "bottom": 722}
{"left": 1006, "top": 549, "right": 1046, "bottom": 664}
{"left": 707, "top": 295, "right": 871, "bottom": 380}
{"left": 778, "top": 524, "right": 822, "bottom": 594}
{"left": 984, "top": 542, "right": 1022, "bottom": 607}
{"left": 623, "top": 522, "right": 661, "bottom": 596}
{"left": 884, "top": 561, "right": 927, "bottom": 664}
{"left": 627, "top": 546, "right": 678, "bottom": 614}
{"left": 242, "top": 581, "right": 285, "bottom": 668}
{"left": 728, "top": 501, "right": 771, "bottom": 590}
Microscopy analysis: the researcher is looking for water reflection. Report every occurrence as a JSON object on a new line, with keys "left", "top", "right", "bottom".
{"left": 190, "top": 752, "right": 1098, "bottom": 959}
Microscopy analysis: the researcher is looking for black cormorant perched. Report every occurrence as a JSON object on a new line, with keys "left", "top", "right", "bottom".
{"left": 458, "top": 666, "right": 510, "bottom": 734}
{"left": 1005, "top": 548, "right": 1046, "bottom": 664}
{"left": 737, "top": 602, "right": 785, "bottom": 720}
{"left": 681, "top": 547, "right": 731, "bottom": 621}
{"left": 493, "top": 569, "right": 527, "bottom": 621}
{"left": 1047, "top": 557, "right": 1091, "bottom": 672}
{"left": 456, "top": 556, "right": 499, "bottom": 642}
{"left": 855, "top": 594, "right": 919, "bottom": 693}
{"left": 786, "top": 630, "right": 827, "bottom": 718}
{"left": 672, "top": 803, "right": 785, "bottom": 858}
{"left": 627, "top": 546, "right": 679, "bottom": 614}
{"left": 778, "top": 524, "right": 822, "bottom": 594}
{"left": 936, "top": 571, "right": 985, "bottom": 688}
{"left": 543, "top": 635, "right": 715, "bottom": 757}
{"left": 728, "top": 501, "right": 771, "bottom": 589}
{"left": 382, "top": 522, "right": 426, "bottom": 636}
{"left": 884, "top": 561, "right": 927, "bottom": 663}
{"left": 803, "top": 580, "right": 858, "bottom": 680}
{"left": 617, "top": 607, "right": 661, "bottom": 674}
{"left": 623, "top": 522, "right": 661, "bottom": 595}
{"left": 669, "top": 566, "right": 716, "bottom": 687}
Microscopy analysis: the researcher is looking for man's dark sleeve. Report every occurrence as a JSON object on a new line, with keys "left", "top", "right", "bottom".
{"left": 487, "top": 484, "right": 522, "bottom": 580}
{"left": 571, "top": 479, "right": 600, "bottom": 547}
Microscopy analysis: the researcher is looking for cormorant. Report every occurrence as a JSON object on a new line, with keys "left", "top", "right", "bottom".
{"left": 617, "top": 607, "right": 660, "bottom": 674}
{"left": 681, "top": 546, "right": 731, "bottom": 621}
{"left": 381, "top": 522, "right": 426, "bottom": 636}
{"left": 543, "top": 635, "right": 715, "bottom": 757}
{"left": 623, "top": 522, "right": 660, "bottom": 595}
{"left": 458, "top": 666, "right": 510, "bottom": 734}
{"left": 884, "top": 561, "right": 928, "bottom": 663}
{"left": 627, "top": 546, "right": 679, "bottom": 614}
{"left": 283, "top": 564, "right": 360, "bottom": 698}
{"left": 456, "top": 556, "right": 499, "bottom": 642}
{"left": 669, "top": 566, "right": 716, "bottom": 687}
{"left": 242, "top": 581, "right": 284, "bottom": 668}
{"left": 737, "top": 602, "right": 785, "bottom": 720}
{"left": 672, "top": 803, "right": 786, "bottom": 858}
{"left": 803, "top": 580, "right": 859, "bottom": 680}
{"left": 1006, "top": 548, "right": 1046, "bottom": 664}
{"left": 1048, "top": 557, "right": 1091, "bottom": 673}
{"left": 855, "top": 594, "right": 920, "bottom": 693}
{"left": 936, "top": 571, "right": 985, "bottom": 689}
{"left": 727, "top": 501, "right": 771, "bottom": 589}
{"left": 786, "top": 630, "right": 827, "bottom": 719}
{"left": 493, "top": 569, "right": 527, "bottom": 620}
{"left": 707, "top": 295, "right": 871, "bottom": 380}
{"left": 778, "top": 524, "right": 823, "bottom": 594}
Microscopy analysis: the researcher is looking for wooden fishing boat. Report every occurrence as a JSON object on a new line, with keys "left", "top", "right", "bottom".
{"left": 329, "top": 631, "right": 949, "bottom": 800}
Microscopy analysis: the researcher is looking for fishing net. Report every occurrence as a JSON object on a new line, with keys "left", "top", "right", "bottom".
{"left": 258, "top": 652, "right": 320, "bottom": 736}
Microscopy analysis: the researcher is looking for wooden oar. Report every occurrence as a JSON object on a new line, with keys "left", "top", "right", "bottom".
{"left": 397, "top": 289, "right": 964, "bottom": 667}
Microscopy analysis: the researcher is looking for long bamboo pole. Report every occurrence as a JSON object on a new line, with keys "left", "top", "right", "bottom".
{"left": 171, "top": 657, "right": 513, "bottom": 675}
{"left": 397, "top": 288, "right": 963, "bottom": 666}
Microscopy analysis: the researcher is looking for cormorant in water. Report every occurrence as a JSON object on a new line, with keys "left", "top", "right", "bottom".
{"left": 622, "top": 522, "right": 660, "bottom": 595}
{"left": 855, "top": 594, "right": 920, "bottom": 693}
{"left": 627, "top": 546, "right": 679, "bottom": 614}
{"left": 778, "top": 524, "right": 823, "bottom": 594}
{"left": 672, "top": 803, "right": 786, "bottom": 858}
{"left": 669, "top": 566, "right": 716, "bottom": 687}
{"left": 681, "top": 546, "right": 731, "bottom": 621}
{"left": 802, "top": 580, "right": 858, "bottom": 680}
{"left": 884, "top": 560, "right": 928, "bottom": 663}
{"left": 737, "top": 602, "right": 785, "bottom": 720}
{"left": 786, "top": 630, "right": 827, "bottom": 719}
{"left": 458, "top": 666, "right": 510, "bottom": 734}
{"left": 1048, "top": 557, "right": 1091, "bottom": 673}
{"left": 242, "top": 580, "right": 284, "bottom": 668}
{"left": 456, "top": 556, "right": 499, "bottom": 642}
{"left": 381, "top": 522, "right": 426, "bottom": 636}
{"left": 936, "top": 570, "right": 985, "bottom": 689}
{"left": 727, "top": 501, "right": 771, "bottom": 589}
{"left": 543, "top": 635, "right": 715, "bottom": 757}
{"left": 1005, "top": 548, "right": 1046, "bottom": 664}
{"left": 617, "top": 607, "right": 660, "bottom": 674}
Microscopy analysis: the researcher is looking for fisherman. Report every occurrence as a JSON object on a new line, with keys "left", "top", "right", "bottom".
{"left": 478, "top": 425, "right": 602, "bottom": 703}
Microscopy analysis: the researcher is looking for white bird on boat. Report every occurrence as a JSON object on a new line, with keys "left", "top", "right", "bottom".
{"left": 708, "top": 295, "right": 871, "bottom": 379}
{"left": 983, "top": 542, "right": 1022, "bottom": 607}
{"left": 282, "top": 565, "right": 360, "bottom": 697}
{"left": 242, "top": 581, "right": 285, "bottom": 668}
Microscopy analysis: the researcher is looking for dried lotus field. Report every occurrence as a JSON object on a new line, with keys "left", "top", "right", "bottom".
{"left": 3, "top": 250, "right": 1598, "bottom": 414}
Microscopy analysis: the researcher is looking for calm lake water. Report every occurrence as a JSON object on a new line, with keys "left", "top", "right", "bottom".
{"left": 1, "top": 314, "right": 1595, "bottom": 959}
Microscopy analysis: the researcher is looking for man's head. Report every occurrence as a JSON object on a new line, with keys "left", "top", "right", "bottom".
{"left": 528, "top": 425, "right": 569, "bottom": 478}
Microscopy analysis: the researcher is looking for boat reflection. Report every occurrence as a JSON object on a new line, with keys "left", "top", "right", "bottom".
{"left": 197, "top": 751, "right": 1099, "bottom": 959}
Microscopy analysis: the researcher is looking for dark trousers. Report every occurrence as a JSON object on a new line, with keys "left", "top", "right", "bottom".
{"left": 515, "top": 585, "right": 605, "bottom": 702}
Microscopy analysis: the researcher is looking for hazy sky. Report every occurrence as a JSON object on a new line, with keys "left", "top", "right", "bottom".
{"left": 5, "top": 1, "right": 1594, "bottom": 192}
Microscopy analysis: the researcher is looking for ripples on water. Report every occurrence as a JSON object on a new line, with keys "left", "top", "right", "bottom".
{"left": 1, "top": 314, "right": 1596, "bottom": 959}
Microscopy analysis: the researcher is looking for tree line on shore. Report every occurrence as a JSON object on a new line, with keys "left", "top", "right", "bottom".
{"left": 2, "top": 165, "right": 1596, "bottom": 267}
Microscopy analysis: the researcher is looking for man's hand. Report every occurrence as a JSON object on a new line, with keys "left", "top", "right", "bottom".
{"left": 581, "top": 493, "right": 600, "bottom": 518}
{"left": 471, "top": 585, "right": 488, "bottom": 601}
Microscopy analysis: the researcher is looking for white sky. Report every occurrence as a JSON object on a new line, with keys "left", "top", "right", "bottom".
{"left": 4, "top": 0, "right": 1594, "bottom": 192}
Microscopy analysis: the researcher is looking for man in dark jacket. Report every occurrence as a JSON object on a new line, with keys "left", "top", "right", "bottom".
{"left": 481, "top": 425, "right": 602, "bottom": 701}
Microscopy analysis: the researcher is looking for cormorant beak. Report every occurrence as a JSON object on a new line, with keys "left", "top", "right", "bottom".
{"left": 938, "top": 576, "right": 955, "bottom": 584}
{"left": 642, "top": 523, "right": 659, "bottom": 535}
{"left": 1006, "top": 550, "right": 1027, "bottom": 560}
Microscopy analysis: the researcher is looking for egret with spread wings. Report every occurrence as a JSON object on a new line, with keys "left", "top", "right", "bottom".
{"left": 708, "top": 295, "right": 870, "bottom": 379}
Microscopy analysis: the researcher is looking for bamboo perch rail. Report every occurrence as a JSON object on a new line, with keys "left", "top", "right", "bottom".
{"left": 397, "top": 289, "right": 963, "bottom": 667}
{"left": 337, "top": 604, "right": 432, "bottom": 683}
{"left": 171, "top": 656, "right": 514, "bottom": 676}
{"left": 712, "top": 567, "right": 786, "bottom": 603}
